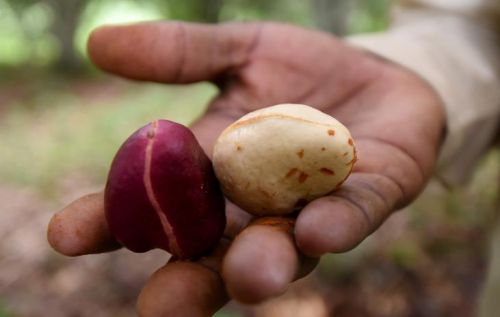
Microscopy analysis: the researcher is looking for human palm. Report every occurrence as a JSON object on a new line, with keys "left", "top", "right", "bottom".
{"left": 48, "top": 22, "right": 444, "bottom": 316}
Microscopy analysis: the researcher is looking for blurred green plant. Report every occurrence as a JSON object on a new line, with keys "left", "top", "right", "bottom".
{"left": 0, "top": 0, "right": 391, "bottom": 72}
{"left": 348, "top": 0, "right": 392, "bottom": 34}
{"left": 0, "top": 302, "right": 14, "bottom": 317}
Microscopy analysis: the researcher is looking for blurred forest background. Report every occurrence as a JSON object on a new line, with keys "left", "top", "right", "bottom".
{"left": 0, "top": 0, "right": 498, "bottom": 316}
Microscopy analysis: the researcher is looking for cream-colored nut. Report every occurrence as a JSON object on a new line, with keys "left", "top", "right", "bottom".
{"left": 212, "top": 104, "right": 356, "bottom": 216}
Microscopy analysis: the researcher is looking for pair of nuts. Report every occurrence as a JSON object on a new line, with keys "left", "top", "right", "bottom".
{"left": 105, "top": 104, "right": 356, "bottom": 259}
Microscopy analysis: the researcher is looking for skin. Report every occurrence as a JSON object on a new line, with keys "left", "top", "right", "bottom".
{"left": 47, "top": 22, "right": 445, "bottom": 316}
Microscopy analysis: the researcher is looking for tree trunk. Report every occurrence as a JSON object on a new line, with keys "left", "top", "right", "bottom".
{"left": 44, "top": 0, "right": 87, "bottom": 73}
{"left": 312, "top": 0, "right": 351, "bottom": 36}
{"left": 201, "top": 0, "right": 223, "bottom": 23}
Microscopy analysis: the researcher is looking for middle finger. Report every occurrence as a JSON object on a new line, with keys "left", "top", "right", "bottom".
{"left": 222, "top": 217, "right": 318, "bottom": 304}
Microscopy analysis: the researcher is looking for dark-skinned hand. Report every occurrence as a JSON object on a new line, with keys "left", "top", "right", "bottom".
{"left": 47, "top": 21, "right": 444, "bottom": 317}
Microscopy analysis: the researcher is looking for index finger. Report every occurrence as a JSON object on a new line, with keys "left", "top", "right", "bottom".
{"left": 87, "top": 21, "right": 259, "bottom": 83}
{"left": 47, "top": 192, "right": 121, "bottom": 256}
{"left": 47, "top": 191, "right": 251, "bottom": 256}
{"left": 137, "top": 240, "right": 230, "bottom": 317}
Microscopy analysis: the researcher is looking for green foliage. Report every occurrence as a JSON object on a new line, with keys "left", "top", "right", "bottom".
{"left": 348, "top": 0, "right": 392, "bottom": 34}
{"left": 220, "top": 0, "right": 313, "bottom": 25}
{"left": 4, "top": 0, "right": 39, "bottom": 12}
{"left": 0, "top": 0, "right": 390, "bottom": 70}
{"left": 0, "top": 1, "right": 52, "bottom": 65}
{"left": 75, "top": 0, "right": 163, "bottom": 59}
{"left": 156, "top": 0, "right": 223, "bottom": 22}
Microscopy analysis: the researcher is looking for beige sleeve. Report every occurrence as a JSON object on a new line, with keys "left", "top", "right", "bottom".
{"left": 348, "top": 1, "right": 500, "bottom": 185}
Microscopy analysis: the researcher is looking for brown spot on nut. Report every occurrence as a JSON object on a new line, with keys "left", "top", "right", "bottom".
{"left": 342, "top": 152, "right": 348, "bottom": 156}
{"left": 286, "top": 168, "right": 299, "bottom": 178}
{"left": 298, "top": 172, "right": 309, "bottom": 183}
{"left": 348, "top": 138, "right": 354, "bottom": 146}
{"left": 321, "top": 147, "right": 326, "bottom": 151}
{"left": 259, "top": 189, "right": 272, "bottom": 198}
{"left": 319, "top": 168, "right": 335, "bottom": 175}
{"left": 327, "top": 129, "right": 335, "bottom": 136}
{"left": 297, "top": 149, "right": 304, "bottom": 158}
{"left": 236, "top": 145, "right": 243, "bottom": 151}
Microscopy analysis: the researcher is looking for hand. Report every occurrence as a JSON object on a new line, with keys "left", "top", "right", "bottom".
{"left": 47, "top": 21, "right": 444, "bottom": 316}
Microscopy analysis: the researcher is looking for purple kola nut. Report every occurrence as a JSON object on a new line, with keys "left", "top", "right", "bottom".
{"left": 104, "top": 120, "right": 226, "bottom": 259}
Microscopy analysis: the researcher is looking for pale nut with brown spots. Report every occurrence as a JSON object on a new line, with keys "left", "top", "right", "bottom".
{"left": 212, "top": 104, "right": 356, "bottom": 216}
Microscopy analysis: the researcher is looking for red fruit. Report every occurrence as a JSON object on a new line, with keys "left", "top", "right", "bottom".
{"left": 104, "top": 120, "right": 225, "bottom": 259}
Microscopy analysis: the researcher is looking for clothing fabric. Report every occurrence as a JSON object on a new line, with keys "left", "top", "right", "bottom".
{"left": 349, "top": 0, "right": 500, "bottom": 186}
{"left": 348, "top": 1, "right": 500, "bottom": 316}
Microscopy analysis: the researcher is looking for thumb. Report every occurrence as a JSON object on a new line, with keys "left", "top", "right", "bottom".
{"left": 87, "top": 21, "right": 259, "bottom": 83}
